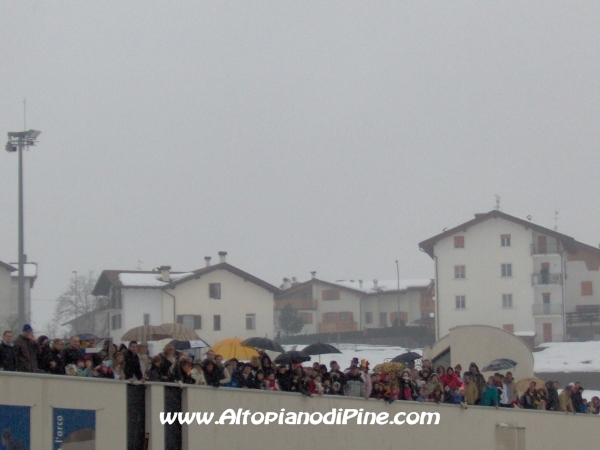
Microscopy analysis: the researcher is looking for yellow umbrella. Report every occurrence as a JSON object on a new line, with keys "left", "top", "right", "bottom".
{"left": 211, "top": 338, "right": 259, "bottom": 360}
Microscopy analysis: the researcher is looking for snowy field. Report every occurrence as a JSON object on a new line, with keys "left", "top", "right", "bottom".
{"left": 282, "top": 343, "right": 421, "bottom": 369}
{"left": 533, "top": 342, "right": 600, "bottom": 373}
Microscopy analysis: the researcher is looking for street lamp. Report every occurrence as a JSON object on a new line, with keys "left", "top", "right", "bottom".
{"left": 6, "top": 129, "right": 41, "bottom": 330}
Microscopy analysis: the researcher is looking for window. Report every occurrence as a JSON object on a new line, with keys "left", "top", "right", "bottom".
{"left": 582, "top": 281, "right": 593, "bottom": 296}
{"left": 297, "top": 312, "right": 313, "bottom": 324}
{"left": 455, "top": 295, "right": 466, "bottom": 309}
{"left": 143, "top": 313, "right": 150, "bottom": 325}
{"left": 213, "top": 315, "right": 221, "bottom": 331}
{"left": 324, "top": 312, "right": 337, "bottom": 323}
{"left": 245, "top": 314, "right": 256, "bottom": 330}
{"left": 454, "top": 236, "right": 465, "bottom": 248}
{"left": 501, "top": 234, "right": 511, "bottom": 247}
{"left": 503, "top": 324, "right": 514, "bottom": 333}
{"left": 340, "top": 312, "right": 353, "bottom": 322}
{"left": 379, "top": 312, "right": 387, "bottom": 327}
{"left": 365, "top": 312, "right": 373, "bottom": 324}
{"left": 109, "top": 288, "right": 122, "bottom": 309}
{"left": 501, "top": 263, "right": 512, "bottom": 277}
{"left": 454, "top": 265, "right": 466, "bottom": 279}
{"left": 209, "top": 283, "right": 221, "bottom": 299}
{"left": 542, "top": 293, "right": 551, "bottom": 303}
{"left": 502, "top": 294, "right": 513, "bottom": 308}
{"left": 111, "top": 314, "right": 121, "bottom": 330}
{"left": 322, "top": 289, "right": 340, "bottom": 301}
{"left": 177, "top": 315, "right": 202, "bottom": 329}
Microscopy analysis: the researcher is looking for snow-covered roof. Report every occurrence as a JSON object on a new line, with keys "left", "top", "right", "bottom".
{"left": 118, "top": 272, "right": 194, "bottom": 288}
{"left": 9, "top": 263, "right": 37, "bottom": 278}
{"left": 514, "top": 331, "right": 536, "bottom": 337}
{"left": 332, "top": 279, "right": 432, "bottom": 294}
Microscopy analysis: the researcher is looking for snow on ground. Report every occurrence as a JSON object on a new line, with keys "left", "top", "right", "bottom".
{"left": 282, "top": 343, "right": 422, "bottom": 369}
{"left": 533, "top": 342, "right": 600, "bottom": 373}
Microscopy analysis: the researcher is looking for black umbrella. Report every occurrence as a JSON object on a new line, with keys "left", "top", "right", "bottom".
{"left": 391, "top": 351, "right": 422, "bottom": 363}
{"left": 169, "top": 339, "right": 210, "bottom": 351}
{"left": 301, "top": 342, "right": 342, "bottom": 356}
{"left": 274, "top": 351, "right": 311, "bottom": 365}
{"left": 241, "top": 336, "right": 285, "bottom": 353}
{"left": 481, "top": 358, "right": 517, "bottom": 372}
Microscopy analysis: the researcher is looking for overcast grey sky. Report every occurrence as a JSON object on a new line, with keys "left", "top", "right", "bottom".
{"left": 1, "top": 2, "right": 599, "bottom": 331}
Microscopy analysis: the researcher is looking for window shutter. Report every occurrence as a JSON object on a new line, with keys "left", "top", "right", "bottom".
{"left": 454, "top": 236, "right": 465, "bottom": 248}
{"left": 176, "top": 315, "right": 183, "bottom": 324}
{"left": 194, "top": 315, "right": 202, "bottom": 329}
{"left": 582, "top": 281, "right": 593, "bottom": 296}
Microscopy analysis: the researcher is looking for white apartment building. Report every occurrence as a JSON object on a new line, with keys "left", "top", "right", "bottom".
{"left": 274, "top": 275, "right": 434, "bottom": 335}
{"left": 91, "top": 253, "right": 279, "bottom": 347}
{"left": 419, "top": 210, "right": 600, "bottom": 346}
{"left": 0, "top": 260, "right": 37, "bottom": 330}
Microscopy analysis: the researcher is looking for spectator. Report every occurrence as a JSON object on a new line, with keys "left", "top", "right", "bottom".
{"left": 545, "top": 380, "right": 559, "bottom": 411}
{"left": 441, "top": 367, "right": 461, "bottom": 389}
{"left": 481, "top": 376, "right": 500, "bottom": 407}
{"left": 453, "top": 364, "right": 462, "bottom": 382}
{"left": 111, "top": 352, "right": 126, "bottom": 380}
{"left": 49, "top": 339, "right": 65, "bottom": 375}
{"left": 473, "top": 373, "right": 486, "bottom": 405}
{"left": 344, "top": 365, "right": 365, "bottom": 398}
{"left": 570, "top": 382, "right": 583, "bottom": 412}
{"left": 448, "top": 386, "right": 464, "bottom": 404}
{"left": 159, "top": 344, "right": 177, "bottom": 381}
{"left": 328, "top": 361, "right": 345, "bottom": 388}
{"left": 176, "top": 360, "right": 195, "bottom": 385}
{"left": 0, "top": 330, "right": 17, "bottom": 371}
{"left": 202, "top": 360, "right": 222, "bottom": 387}
{"left": 520, "top": 383, "right": 540, "bottom": 410}
{"left": 260, "top": 354, "right": 274, "bottom": 376}
{"left": 145, "top": 356, "right": 162, "bottom": 381}
{"left": 190, "top": 360, "right": 206, "bottom": 385}
{"left": 463, "top": 372, "right": 478, "bottom": 405}
{"left": 14, "top": 324, "right": 39, "bottom": 373}
{"left": 137, "top": 344, "right": 150, "bottom": 376}
{"left": 435, "top": 365, "right": 445, "bottom": 379}
{"left": 415, "top": 387, "right": 427, "bottom": 402}
{"left": 202, "top": 349, "right": 215, "bottom": 364}
{"left": 62, "top": 336, "right": 83, "bottom": 368}
{"left": 124, "top": 341, "right": 144, "bottom": 382}
{"left": 233, "top": 364, "right": 254, "bottom": 389}
{"left": 500, "top": 372, "right": 518, "bottom": 408}
{"left": 65, "top": 363, "right": 79, "bottom": 376}
{"left": 468, "top": 362, "right": 480, "bottom": 376}
{"left": 426, "top": 373, "right": 443, "bottom": 394}
{"left": 80, "top": 357, "right": 95, "bottom": 377}
{"left": 276, "top": 365, "right": 292, "bottom": 391}
{"left": 2, "top": 428, "right": 27, "bottom": 450}
{"left": 558, "top": 386, "right": 575, "bottom": 414}
{"left": 36, "top": 335, "right": 52, "bottom": 373}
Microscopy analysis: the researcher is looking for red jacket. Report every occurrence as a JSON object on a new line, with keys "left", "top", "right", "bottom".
{"left": 441, "top": 373, "right": 461, "bottom": 389}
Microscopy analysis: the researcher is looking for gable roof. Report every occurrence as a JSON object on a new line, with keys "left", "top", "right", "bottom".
{"left": 167, "top": 262, "right": 281, "bottom": 294}
{"left": 418, "top": 210, "right": 579, "bottom": 258}
{"left": 0, "top": 261, "right": 16, "bottom": 272}
{"left": 93, "top": 263, "right": 281, "bottom": 296}
{"left": 276, "top": 277, "right": 433, "bottom": 299}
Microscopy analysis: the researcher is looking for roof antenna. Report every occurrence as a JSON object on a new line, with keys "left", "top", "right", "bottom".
{"left": 554, "top": 210, "right": 559, "bottom": 231}
{"left": 494, "top": 194, "right": 501, "bottom": 211}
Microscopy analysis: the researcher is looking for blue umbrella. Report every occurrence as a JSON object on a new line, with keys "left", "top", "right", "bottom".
{"left": 481, "top": 358, "right": 517, "bottom": 372}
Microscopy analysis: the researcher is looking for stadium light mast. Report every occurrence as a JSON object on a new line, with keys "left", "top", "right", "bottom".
{"left": 5, "top": 129, "right": 41, "bottom": 329}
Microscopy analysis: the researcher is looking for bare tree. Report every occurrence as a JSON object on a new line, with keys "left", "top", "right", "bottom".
{"left": 0, "top": 313, "right": 19, "bottom": 334}
{"left": 53, "top": 271, "right": 108, "bottom": 337}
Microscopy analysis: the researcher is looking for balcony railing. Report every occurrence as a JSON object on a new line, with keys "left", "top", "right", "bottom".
{"left": 532, "top": 304, "right": 563, "bottom": 316}
{"left": 317, "top": 321, "right": 358, "bottom": 333}
{"left": 566, "top": 306, "right": 600, "bottom": 325}
{"left": 531, "top": 272, "right": 563, "bottom": 286}
{"left": 531, "top": 242, "right": 561, "bottom": 255}
{"left": 274, "top": 298, "right": 318, "bottom": 310}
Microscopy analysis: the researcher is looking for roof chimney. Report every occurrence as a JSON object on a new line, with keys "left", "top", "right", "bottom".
{"left": 218, "top": 251, "right": 227, "bottom": 264}
{"left": 373, "top": 279, "right": 378, "bottom": 290}
{"left": 281, "top": 278, "right": 292, "bottom": 289}
{"left": 159, "top": 266, "right": 171, "bottom": 282}
{"left": 359, "top": 279, "right": 363, "bottom": 289}
{"left": 204, "top": 256, "right": 211, "bottom": 267}
{"left": 291, "top": 277, "right": 298, "bottom": 284}
{"left": 310, "top": 271, "right": 316, "bottom": 279}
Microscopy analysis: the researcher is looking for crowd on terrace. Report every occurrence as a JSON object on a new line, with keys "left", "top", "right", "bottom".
{"left": 1, "top": 325, "right": 598, "bottom": 415}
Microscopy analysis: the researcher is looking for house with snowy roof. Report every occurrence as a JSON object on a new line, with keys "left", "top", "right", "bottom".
{"left": 419, "top": 210, "right": 600, "bottom": 346}
{"left": 91, "top": 252, "right": 280, "bottom": 348}
{"left": 274, "top": 273, "right": 434, "bottom": 335}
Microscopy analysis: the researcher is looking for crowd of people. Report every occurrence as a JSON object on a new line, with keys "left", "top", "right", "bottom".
{"left": 1, "top": 325, "right": 598, "bottom": 415}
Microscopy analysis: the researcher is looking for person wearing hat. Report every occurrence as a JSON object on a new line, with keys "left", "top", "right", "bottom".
{"left": 14, "top": 324, "right": 39, "bottom": 373}
{"left": 558, "top": 385, "right": 575, "bottom": 413}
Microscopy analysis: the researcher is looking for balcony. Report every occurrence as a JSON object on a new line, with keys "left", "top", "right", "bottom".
{"left": 274, "top": 298, "right": 318, "bottom": 310}
{"left": 318, "top": 321, "right": 358, "bottom": 333}
{"left": 531, "top": 272, "right": 563, "bottom": 286}
{"left": 531, "top": 242, "right": 561, "bottom": 255}
{"left": 533, "top": 303, "right": 563, "bottom": 316}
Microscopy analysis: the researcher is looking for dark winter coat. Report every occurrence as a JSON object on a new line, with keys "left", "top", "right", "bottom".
{"left": 571, "top": 390, "right": 583, "bottom": 412}
{"left": 49, "top": 348, "right": 65, "bottom": 375}
{"left": 202, "top": 363, "right": 222, "bottom": 388}
{"left": 14, "top": 334, "right": 39, "bottom": 372}
{"left": 0, "top": 342, "right": 17, "bottom": 371}
{"left": 123, "top": 350, "right": 143, "bottom": 380}
{"left": 546, "top": 385, "right": 560, "bottom": 411}
{"left": 62, "top": 345, "right": 84, "bottom": 367}
{"left": 37, "top": 337, "right": 52, "bottom": 372}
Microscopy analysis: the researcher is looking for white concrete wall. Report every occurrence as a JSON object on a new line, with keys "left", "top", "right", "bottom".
{"left": 311, "top": 284, "right": 362, "bottom": 331}
{"left": 435, "top": 218, "right": 541, "bottom": 339}
{"left": 0, "top": 266, "right": 14, "bottom": 327}
{"left": 565, "top": 260, "right": 600, "bottom": 312}
{"left": 112, "top": 288, "right": 164, "bottom": 344}
{"left": 166, "top": 269, "right": 274, "bottom": 344}
{"left": 0, "top": 372, "right": 128, "bottom": 450}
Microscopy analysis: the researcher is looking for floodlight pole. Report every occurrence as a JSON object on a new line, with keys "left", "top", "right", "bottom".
{"left": 6, "top": 129, "right": 41, "bottom": 330}
{"left": 17, "top": 135, "right": 25, "bottom": 329}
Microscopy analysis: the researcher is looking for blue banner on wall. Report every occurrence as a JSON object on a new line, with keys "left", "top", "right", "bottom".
{"left": 53, "top": 408, "right": 95, "bottom": 450}
{"left": 0, "top": 404, "right": 30, "bottom": 450}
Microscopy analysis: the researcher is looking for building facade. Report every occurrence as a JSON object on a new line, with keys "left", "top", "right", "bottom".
{"left": 419, "top": 210, "right": 600, "bottom": 345}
